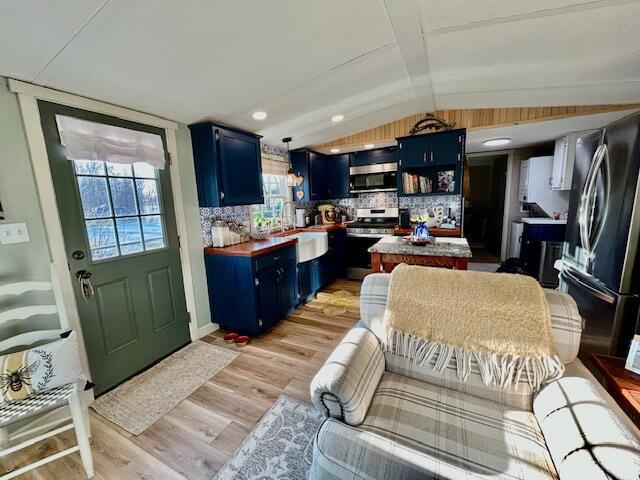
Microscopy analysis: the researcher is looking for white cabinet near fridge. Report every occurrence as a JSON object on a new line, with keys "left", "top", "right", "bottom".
{"left": 551, "top": 131, "right": 595, "bottom": 190}
{"left": 518, "top": 156, "right": 570, "bottom": 216}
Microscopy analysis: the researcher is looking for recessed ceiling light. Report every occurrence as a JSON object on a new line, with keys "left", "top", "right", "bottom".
{"left": 330, "top": 148, "right": 340, "bottom": 153}
{"left": 331, "top": 114, "right": 344, "bottom": 123}
{"left": 483, "top": 138, "right": 511, "bottom": 147}
{"left": 252, "top": 111, "right": 267, "bottom": 120}
{"left": 364, "top": 143, "right": 374, "bottom": 149}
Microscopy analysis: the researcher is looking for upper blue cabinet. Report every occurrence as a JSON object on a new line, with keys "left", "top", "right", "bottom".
{"left": 291, "top": 149, "right": 350, "bottom": 201}
{"left": 396, "top": 129, "right": 466, "bottom": 196}
{"left": 328, "top": 154, "right": 350, "bottom": 198}
{"left": 350, "top": 146, "right": 397, "bottom": 167}
{"left": 190, "top": 122, "right": 263, "bottom": 207}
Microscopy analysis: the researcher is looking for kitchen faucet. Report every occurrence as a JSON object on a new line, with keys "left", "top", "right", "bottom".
{"left": 280, "top": 201, "right": 295, "bottom": 232}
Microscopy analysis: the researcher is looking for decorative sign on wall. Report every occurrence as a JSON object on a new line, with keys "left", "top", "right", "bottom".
{"left": 296, "top": 190, "right": 305, "bottom": 200}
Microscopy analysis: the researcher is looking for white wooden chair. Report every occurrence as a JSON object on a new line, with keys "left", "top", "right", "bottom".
{"left": 0, "top": 268, "right": 94, "bottom": 479}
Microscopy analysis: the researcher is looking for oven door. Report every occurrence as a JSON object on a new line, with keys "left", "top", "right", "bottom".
{"left": 349, "top": 163, "right": 397, "bottom": 193}
{"left": 347, "top": 234, "right": 385, "bottom": 280}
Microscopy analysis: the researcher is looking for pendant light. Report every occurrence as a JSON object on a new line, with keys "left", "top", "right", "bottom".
{"left": 283, "top": 137, "right": 296, "bottom": 187}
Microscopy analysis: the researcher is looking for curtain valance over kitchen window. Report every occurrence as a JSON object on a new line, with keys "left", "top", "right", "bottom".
{"left": 55, "top": 115, "right": 167, "bottom": 170}
{"left": 261, "top": 152, "right": 289, "bottom": 175}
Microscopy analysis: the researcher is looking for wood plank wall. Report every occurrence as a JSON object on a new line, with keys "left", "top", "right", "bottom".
{"left": 316, "top": 104, "right": 640, "bottom": 150}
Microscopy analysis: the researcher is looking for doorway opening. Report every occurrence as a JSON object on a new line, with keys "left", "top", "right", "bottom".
{"left": 463, "top": 154, "right": 508, "bottom": 264}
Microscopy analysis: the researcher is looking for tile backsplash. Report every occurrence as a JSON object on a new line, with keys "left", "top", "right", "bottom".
{"left": 199, "top": 145, "right": 462, "bottom": 246}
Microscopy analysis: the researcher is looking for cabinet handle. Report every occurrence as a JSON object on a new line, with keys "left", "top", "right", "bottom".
{"left": 258, "top": 318, "right": 263, "bottom": 327}
{"left": 457, "top": 153, "right": 460, "bottom": 162}
{"left": 273, "top": 256, "right": 280, "bottom": 261}
{"left": 220, "top": 191, "right": 225, "bottom": 200}
{"left": 399, "top": 143, "right": 403, "bottom": 149}
{"left": 423, "top": 153, "right": 426, "bottom": 163}
{"left": 399, "top": 159, "right": 402, "bottom": 166}
{"left": 254, "top": 278, "right": 259, "bottom": 286}
{"left": 430, "top": 152, "right": 434, "bottom": 163}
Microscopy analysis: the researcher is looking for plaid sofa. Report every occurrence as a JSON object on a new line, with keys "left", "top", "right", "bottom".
{"left": 310, "top": 273, "right": 640, "bottom": 479}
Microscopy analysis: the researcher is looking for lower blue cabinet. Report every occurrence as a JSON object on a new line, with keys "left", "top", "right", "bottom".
{"left": 204, "top": 245, "right": 298, "bottom": 335}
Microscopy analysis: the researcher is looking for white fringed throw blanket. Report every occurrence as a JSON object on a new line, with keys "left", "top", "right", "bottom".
{"left": 384, "top": 265, "right": 564, "bottom": 391}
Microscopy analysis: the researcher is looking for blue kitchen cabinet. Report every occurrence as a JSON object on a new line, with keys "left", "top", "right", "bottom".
{"left": 298, "top": 261, "right": 312, "bottom": 301}
{"left": 309, "top": 151, "right": 329, "bottom": 200}
{"left": 291, "top": 150, "right": 310, "bottom": 203}
{"left": 291, "top": 149, "right": 329, "bottom": 201}
{"left": 350, "top": 146, "right": 397, "bottom": 167}
{"left": 328, "top": 154, "right": 350, "bottom": 198}
{"left": 190, "top": 122, "right": 263, "bottom": 207}
{"left": 519, "top": 223, "right": 566, "bottom": 278}
{"left": 396, "top": 128, "right": 466, "bottom": 196}
{"left": 398, "top": 136, "right": 428, "bottom": 168}
{"left": 204, "top": 245, "right": 298, "bottom": 335}
{"left": 327, "top": 228, "right": 347, "bottom": 279}
{"left": 430, "top": 130, "right": 464, "bottom": 165}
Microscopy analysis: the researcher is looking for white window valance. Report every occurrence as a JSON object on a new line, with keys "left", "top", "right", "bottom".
{"left": 55, "top": 115, "right": 167, "bottom": 170}
{"left": 261, "top": 152, "right": 289, "bottom": 175}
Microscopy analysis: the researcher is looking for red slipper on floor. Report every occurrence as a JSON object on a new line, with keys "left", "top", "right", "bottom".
{"left": 233, "top": 336, "right": 250, "bottom": 347}
{"left": 223, "top": 332, "right": 239, "bottom": 343}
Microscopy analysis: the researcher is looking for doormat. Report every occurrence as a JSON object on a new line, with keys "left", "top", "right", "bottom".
{"left": 92, "top": 341, "right": 238, "bottom": 435}
{"left": 213, "top": 395, "right": 324, "bottom": 480}
{"left": 307, "top": 290, "right": 359, "bottom": 317}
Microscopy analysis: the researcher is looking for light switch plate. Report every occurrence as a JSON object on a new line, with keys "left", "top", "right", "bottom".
{"left": 0, "top": 223, "right": 30, "bottom": 245}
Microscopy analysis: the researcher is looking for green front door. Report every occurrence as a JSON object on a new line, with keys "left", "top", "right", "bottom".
{"left": 39, "top": 101, "right": 191, "bottom": 394}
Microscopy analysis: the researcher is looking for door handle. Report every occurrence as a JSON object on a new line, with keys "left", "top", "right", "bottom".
{"left": 562, "top": 268, "right": 615, "bottom": 304}
{"left": 75, "top": 270, "right": 94, "bottom": 302}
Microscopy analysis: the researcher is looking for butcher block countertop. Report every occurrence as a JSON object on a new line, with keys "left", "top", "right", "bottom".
{"left": 203, "top": 223, "right": 346, "bottom": 257}
{"left": 204, "top": 236, "right": 297, "bottom": 257}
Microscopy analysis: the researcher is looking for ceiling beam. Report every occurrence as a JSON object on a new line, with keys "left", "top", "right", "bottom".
{"left": 314, "top": 104, "right": 640, "bottom": 151}
{"left": 382, "top": 0, "right": 435, "bottom": 110}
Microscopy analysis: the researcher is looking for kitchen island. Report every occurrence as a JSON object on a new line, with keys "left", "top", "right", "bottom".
{"left": 368, "top": 236, "right": 472, "bottom": 272}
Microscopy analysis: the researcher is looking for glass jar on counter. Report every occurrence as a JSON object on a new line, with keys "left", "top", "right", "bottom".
{"left": 211, "top": 220, "right": 227, "bottom": 247}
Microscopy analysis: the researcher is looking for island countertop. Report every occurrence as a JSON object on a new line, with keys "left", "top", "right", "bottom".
{"left": 368, "top": 236, "right": 473, "bottom": 258}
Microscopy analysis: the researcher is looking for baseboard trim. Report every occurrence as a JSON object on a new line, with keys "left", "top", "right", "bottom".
{"left": 198, "top": 323, "right": 219, "bottom": 339}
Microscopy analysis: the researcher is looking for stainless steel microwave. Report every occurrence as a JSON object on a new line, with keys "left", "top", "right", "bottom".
{"left": 349, "top": 162, "right": 397, "bottom": 193}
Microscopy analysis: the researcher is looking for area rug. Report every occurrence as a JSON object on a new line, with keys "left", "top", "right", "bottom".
{"left": 92, "top": 341, "right": 238, "bottom": 435}
{"left": 213, "top": 395, "right": 325, "bottom": 480}
{"left": 307, "top": 290, "right": 359, "bottom": 317}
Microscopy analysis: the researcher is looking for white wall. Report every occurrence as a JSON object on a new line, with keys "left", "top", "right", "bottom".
{"left": 0, "top": 78, "right": 58, "bottom": 336}
{"left": 175, "top": 124, "right": 212, "bottom": 329}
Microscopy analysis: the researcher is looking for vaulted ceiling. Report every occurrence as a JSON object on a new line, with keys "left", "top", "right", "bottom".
{"left": 1, "top": 0, "right": 638, "bottom": 149}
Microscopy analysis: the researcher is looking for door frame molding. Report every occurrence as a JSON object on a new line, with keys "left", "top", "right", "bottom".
{"left": 466, "top": 149, "right": 515, "bottom": 261}
{"left": 10, "top": 80, "right": 202, "bottom": 383}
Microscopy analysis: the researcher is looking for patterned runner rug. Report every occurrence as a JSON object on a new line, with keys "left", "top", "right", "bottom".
{"left": 213, "top": 395, "right": 324, "bottom": 480}
{"left": 92, "top": 341, "right": 238, "bottom": 435}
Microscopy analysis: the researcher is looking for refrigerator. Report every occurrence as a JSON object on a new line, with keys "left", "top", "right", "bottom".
{"left": 559, "top": 112, "right": 640, "bottom": 358}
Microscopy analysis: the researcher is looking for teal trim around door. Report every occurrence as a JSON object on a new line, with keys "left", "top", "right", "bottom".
{"left": 38, "top": 100, "right": 191, "bottom": 394}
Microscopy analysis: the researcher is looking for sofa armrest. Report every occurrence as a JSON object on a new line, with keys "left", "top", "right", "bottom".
{"left": 534, "top": 359, "right": 640, "bottom": 480}
{"left": 310, "top": 326, "right": 384, "bottom": 426}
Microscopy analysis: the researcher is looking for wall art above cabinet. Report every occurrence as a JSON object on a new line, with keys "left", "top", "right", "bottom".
{"left": 190, "top": 122, "right": 263, "bottom": 207}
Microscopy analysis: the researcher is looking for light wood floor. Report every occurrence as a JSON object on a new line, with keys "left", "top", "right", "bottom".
{"left": 2, "top": 279, "right": 361, "bottom": 479}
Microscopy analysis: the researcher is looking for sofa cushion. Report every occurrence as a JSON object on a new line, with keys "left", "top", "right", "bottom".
{"left": 310, "top": 326, "right": 385, "bottom": 426}
{"left": 312, "top": 371, "right": 558, "bottom": 479}
{"left": 534, "top": 360, "right": 640, "bottom": 480}
{"left": 359, "top": 273, "right": 583, "bottom": 409}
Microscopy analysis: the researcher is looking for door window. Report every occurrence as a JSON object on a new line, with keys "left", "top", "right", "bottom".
{"left": 73, "top": 159, "right": 166, "bottom": 260}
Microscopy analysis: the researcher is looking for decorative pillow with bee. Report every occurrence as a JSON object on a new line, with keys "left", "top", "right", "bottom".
{"left": 0, "top": 331, "right": 83, "bottom": 403}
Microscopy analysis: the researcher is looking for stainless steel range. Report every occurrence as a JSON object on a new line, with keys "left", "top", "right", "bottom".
{"left": 347, "top": 208, "right": 398, "bottom": 279}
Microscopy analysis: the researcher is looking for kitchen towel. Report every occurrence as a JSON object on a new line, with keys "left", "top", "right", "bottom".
{"left": 384, "top": 264, "right": 563, "bottom": 391}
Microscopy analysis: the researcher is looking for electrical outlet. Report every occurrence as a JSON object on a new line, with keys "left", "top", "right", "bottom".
{"left": 0, "top": 223, "right": 30, "bottom": 245}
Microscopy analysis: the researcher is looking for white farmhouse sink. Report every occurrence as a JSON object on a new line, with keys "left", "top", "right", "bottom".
{"left": 287, "top": 232, "right": 328, "bottom": 263}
